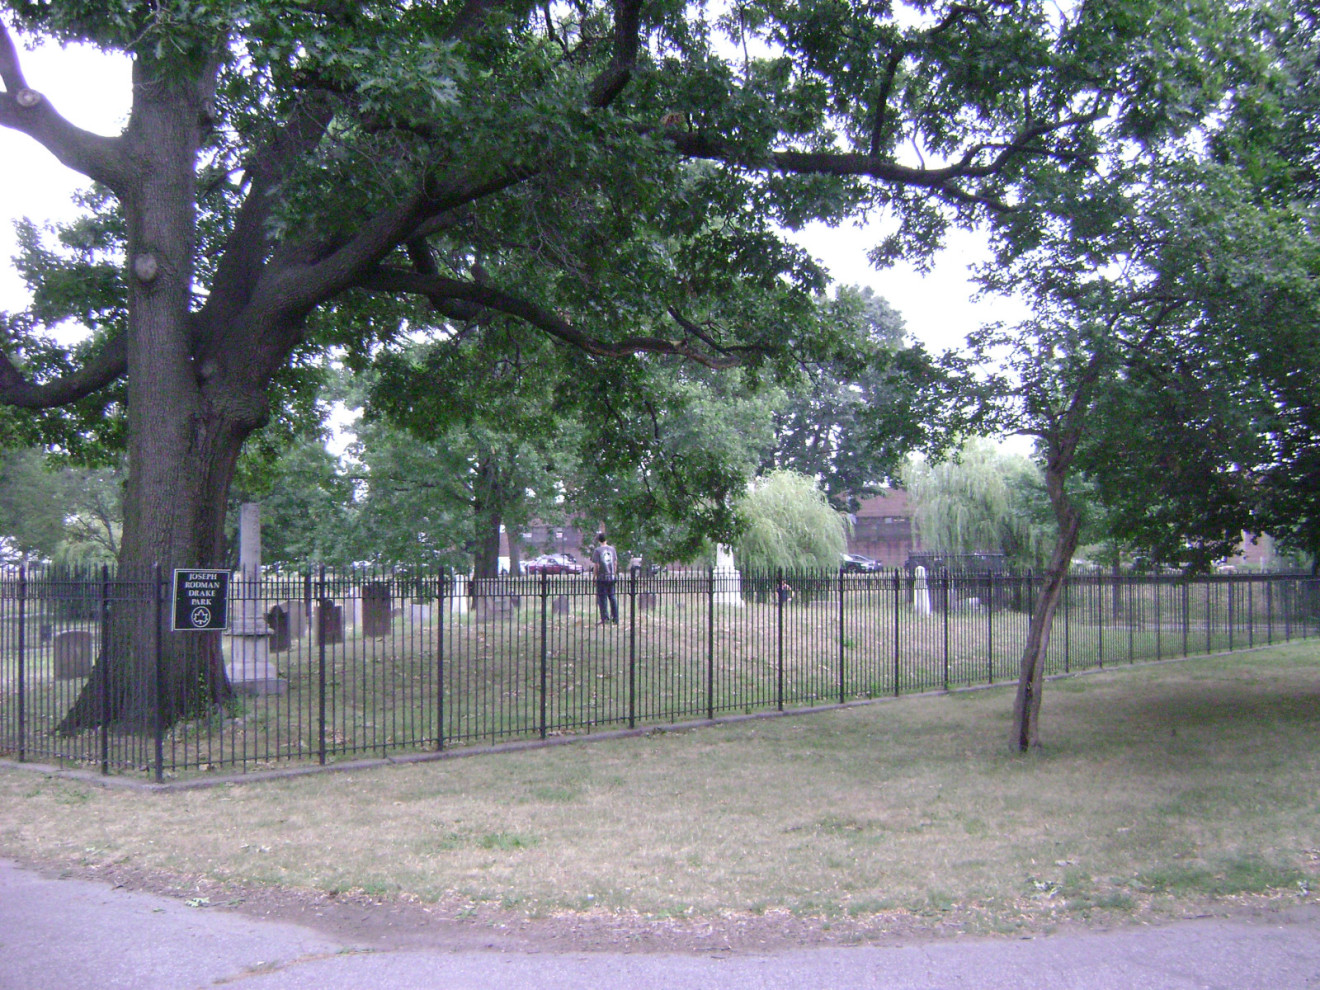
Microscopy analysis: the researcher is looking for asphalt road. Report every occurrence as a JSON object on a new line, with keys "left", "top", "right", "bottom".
{"left": 2, "top": 858, "right": 1318, "bottom": 989}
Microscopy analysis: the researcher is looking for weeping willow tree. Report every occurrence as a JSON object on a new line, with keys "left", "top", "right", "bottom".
{"left": 902, "top": 440, "right": 1055, "bottom": 569}
{"left": 734, "top": 470, "right": 849, "bottom": 572}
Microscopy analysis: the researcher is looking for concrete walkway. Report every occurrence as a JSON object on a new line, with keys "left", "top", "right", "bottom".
{"left": 2, "top": 859, "right": 1317, "bottom": 989}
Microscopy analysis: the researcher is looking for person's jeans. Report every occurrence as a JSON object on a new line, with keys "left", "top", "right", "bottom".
{"left": 596, "top": 578, "right": 618, "bottom": 623}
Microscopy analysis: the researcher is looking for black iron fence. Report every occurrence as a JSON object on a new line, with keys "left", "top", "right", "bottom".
{"left": 2, "top": 564, "right": 1317, "bottom": 779}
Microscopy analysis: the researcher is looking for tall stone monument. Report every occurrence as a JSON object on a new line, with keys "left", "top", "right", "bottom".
{"left": 227, "top": 503, "right": 286, "bottom": 695}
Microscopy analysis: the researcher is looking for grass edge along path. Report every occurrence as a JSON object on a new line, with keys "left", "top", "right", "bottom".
{"left": 1, "top": 641, "right": 1317, "bottom": 942}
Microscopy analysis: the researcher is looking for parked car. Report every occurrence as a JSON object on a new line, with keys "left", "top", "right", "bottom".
{"left": 841, "top": 553, "right": 882, "bottom": 573}
{"left": 524, "top": 553, "right": 584, "bottom": 575}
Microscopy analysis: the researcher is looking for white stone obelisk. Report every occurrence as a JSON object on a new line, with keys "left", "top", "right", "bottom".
{"left": 227, "top": 503, "right": 285, "bottom": 695}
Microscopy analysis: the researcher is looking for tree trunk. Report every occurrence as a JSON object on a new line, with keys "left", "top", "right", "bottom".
{"left": 1010, "top": 450, "right": 1083, "bottom": 752}
{"left": 57, "top": 403, "right": 259, "bottom": 731}
{"left": 472, "top": 453, "right": 505, "bottom": 579}
{"left": 59, "top": 63, "right": 267, "bottom": 731}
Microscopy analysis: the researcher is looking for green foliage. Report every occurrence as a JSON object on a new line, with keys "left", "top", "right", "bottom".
{"left": 734, "top": 469, "right": 848, "bottom": 571}
{"left": 0, "top": 447, "right": 123, "bottom": 565}
{"left": 0, "top": 0, "right": 1273, "bottom": 588}
{"left": 764, "top": 286, "right": 934, "bottom": 511}
{"left": 0, "top": 448, "right": 67, "bottom": 561}
{"left": 902, "top": 441, "right": 1060, "bottom": 569}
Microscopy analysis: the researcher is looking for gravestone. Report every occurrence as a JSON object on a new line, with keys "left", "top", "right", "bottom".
{"left": 272, "top": 600, "right": 306, "bottom": 641}
{"left": 316, "top": 600, "right": 344, "bottom": 645}
{"left": 362, "top": 582, "right": 392, "bottom": 637}
{"left": 265, "top": 604, "right": 291, "bottom": 653}
{"left": 52, "top": 630, "right": 93, "bottom": 679}
{"left": 637, "top": 591, "right": 657, "bottom": 611}
{"left": 551, "top": 595, "right": 571, "bottom": 615}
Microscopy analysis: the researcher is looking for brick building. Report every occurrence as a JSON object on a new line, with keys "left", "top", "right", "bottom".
{"left": 846, "top": 489, "right": 919, "bottom": 567}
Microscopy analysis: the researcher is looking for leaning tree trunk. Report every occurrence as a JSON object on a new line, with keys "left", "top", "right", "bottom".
{"left": 1010, "top": 450, "right": 1083, "bottom": 753}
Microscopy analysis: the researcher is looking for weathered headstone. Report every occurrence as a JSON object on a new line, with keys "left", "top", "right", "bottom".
{"left": 913, "top": 565, "right": 931, "bottom": 617}
{"left": 265, "top": 604, "right": 292, "bottom": 653}
{"left": 316, "top": 600, "right": 344, "bottom": 645}
{"left": 362, "top": 581, "right": 392, "bottom": 637}
{"left": 551, "top": 595, "right": 571, "bottom": 615}
{"left": 52, "top": 630, "right": 93, "bottom": 679}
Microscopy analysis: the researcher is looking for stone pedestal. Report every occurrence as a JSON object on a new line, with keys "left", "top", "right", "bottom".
{"left": 713, "top": 545, "right": 743, "bottom": 607}
{"left": 226, "top": 577, "right": 286, "bottom": 696}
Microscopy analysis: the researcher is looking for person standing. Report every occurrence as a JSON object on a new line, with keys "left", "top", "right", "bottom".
{"left": 592, "top": 532, "right": 619, "bottom": 624}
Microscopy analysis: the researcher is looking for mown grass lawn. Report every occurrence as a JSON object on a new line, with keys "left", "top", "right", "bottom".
{"left": 2, "top": 641, "right": 1317, "bottom": 937}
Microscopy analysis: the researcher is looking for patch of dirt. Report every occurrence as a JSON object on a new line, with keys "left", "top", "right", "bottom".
{"left": 9, "top": 853, "right": 1318, "bottom": 956}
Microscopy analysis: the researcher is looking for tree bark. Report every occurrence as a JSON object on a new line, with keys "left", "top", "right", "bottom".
{"left": 59, "top": 60, "right": 265, "bottom": 731}
{"left": 472, "top": 454, "right": 504, "bottom": 580}
{"left": 1010, "top": 450, "right": 1083, "bottom": 752}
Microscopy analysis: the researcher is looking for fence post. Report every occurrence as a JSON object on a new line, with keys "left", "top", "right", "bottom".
{"left": 985, "top": 572, "right": 993, "bottom": 686}
{"left": 838, "top": 567, "right": 846, "bottom": 705}
{"left": 1227, "top": 579, "right": 1235, "bottom": 652}
{"left": 436, "top": 569, "right": 445, "bottom": 752}
{"left": 539, "top": 570, "right": 549, "bottom": 740}
{"left": 942, "top": 569, "right": 950, "bottom": 689}
{"left": 1188, "top": 580, "right": 1198, "bottom": 660}
{"left": 16, "top": 565, "right": 25, "bottom": 763}
{"left": 775, "top": 567, "right": 785, "bottom": 712}
{"left": 1062, "top": 574, "right": 1070, "bottom": 674}
{"left": 1096, "top": 573, "right": 1104, "bottom": 669}
{"left": 707, "top": 570, "right": 718, "bottom": 723}
{"left": 1128, "top": 573, "right": 1135, "bottom": 663}
{"left": 99, "top": 563, "right": 110, "bottom": 774}
{"left": 628, "top": 566, "right": 636, "bottom": 729}
{"left": 1266, "top": 577, "right": 1274, "bottom": 645}
{"left": 1247, "top": 577, "right": 1255, "bottom": 647}
{"left": 153, "top": 564, "right": 165, "bottom": 783}
{"left": 1155, "top": 575, "right": 1163, "bottom": 660}
{"left": 892, "top": 569, "right": 900, "bottom": 697}
{"left": 317, "top": 565, "right": 327, "bottom": 765}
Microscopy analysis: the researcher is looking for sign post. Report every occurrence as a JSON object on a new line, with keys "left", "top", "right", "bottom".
{"left": 172, "top": 569, "right": 231, "bottom": 632}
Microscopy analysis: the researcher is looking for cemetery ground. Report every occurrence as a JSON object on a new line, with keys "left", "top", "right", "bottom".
{"left": 0, "top": 641, "right": 1318, "bottom": 953}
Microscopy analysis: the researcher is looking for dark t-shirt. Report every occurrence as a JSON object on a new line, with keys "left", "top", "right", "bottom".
{"left": 593, "top": 544, "right": 617, "bottom": 579}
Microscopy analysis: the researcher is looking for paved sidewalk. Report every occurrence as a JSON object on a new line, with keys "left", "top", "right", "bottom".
{"left": 2, "top": 859, "right": 1318, "bottom": 989}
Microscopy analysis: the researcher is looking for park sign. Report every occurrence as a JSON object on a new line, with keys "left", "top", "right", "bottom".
{"left": 171, "top": 569, "right": 231, "bottom": 632}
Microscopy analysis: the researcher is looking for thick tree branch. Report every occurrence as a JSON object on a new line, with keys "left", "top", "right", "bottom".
{"left": 0, "top": 333, "right": 127, "bottom": 409}
{"left": 355, "top": 266, "right": 750, "bottom": 368}
{"left": 870, "top": 48, "right": 905, "bottom": 159}
{"left": 0, "top": 22, "right": 129, "bottom": 190}
{"left": 587, "top": 0, "right": 644, "bottom": 109}
{"left": 198, "top": 94, "right": 337, "bottom": 336}
{"left": 666, "top": 112, "right": 1101, "bottom": 207}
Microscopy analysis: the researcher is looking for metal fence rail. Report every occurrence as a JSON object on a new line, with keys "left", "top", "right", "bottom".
{"left": 2, "top": 565, "right": 1317, "bottom": 779}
